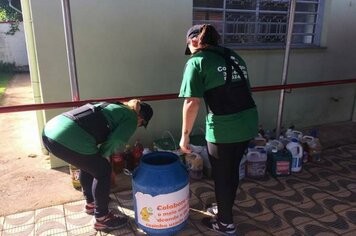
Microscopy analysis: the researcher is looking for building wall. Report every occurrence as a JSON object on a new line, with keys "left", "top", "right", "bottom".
{"left": 26, "top": 0, "right": 356, "bottom": 167}
{"left": 238, "top": 0, "right": 356, "bottom": 130}
{"left": 29, "top": 0, "right": 192, "bottom": 167}
{"left": 0, "top": 23, "right": 28, "bottom": 66}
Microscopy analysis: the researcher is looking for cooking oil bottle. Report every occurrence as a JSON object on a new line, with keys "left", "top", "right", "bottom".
{"left": 69, "top": 164, "right": 81, "bottom": 189}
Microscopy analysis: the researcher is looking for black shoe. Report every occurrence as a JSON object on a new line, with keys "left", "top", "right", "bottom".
{"left": 94, "top": 211, "right": 128, "bottom": 231}
{"left": 202, "top": 217, "right": 236, "bottom": 236}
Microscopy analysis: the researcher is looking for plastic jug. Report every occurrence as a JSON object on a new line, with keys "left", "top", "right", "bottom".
{"left": 254, "top": 145, "right": 267, "bottom": 153}
{"left": 269, "top": 148, "right": 292, "bottom": 177}
{"left": 246, "top": 150, "right": 267, "bottom": 178}
{"left": 253, "top": 136, "right": 267, "bottom": 146}
{"left": 185, "top": 152, "right": 204, "bottom": 180}
{"left": 190, "top": 144, "right": 211, "bottom": 178}
{"left": 265, "top": 139, "right": 284, "bottom": 153}
{"left": 285, "top": 129, "right": 294, "bottom": 140}
{"left": 300, "top": 136, "right": 310, "bottom": 163}
{"left": 239, "top": 155, "right": 247, "bottom": 180}
{"left": 292, "top": 130, "right": 303, "bottom": 142}
{"left": 303, "top": 135, "right": 322, "bottom": 162}
{"left": 286, "top": 138, "right": 303, "bottom": 172}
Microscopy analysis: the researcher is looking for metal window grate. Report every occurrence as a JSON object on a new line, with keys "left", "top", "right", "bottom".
{"left": 193, "top": 0, "right": 324, "bottom": 48}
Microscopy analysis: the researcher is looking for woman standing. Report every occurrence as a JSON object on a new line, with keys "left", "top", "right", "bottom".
{"left": 179, "top": 24, "right": 258, "bottom": 235}
{"left": 42, "top": 99, "right": 153, "bottom": 231}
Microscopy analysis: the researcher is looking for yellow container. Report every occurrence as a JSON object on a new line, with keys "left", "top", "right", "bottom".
{"left": 69, "top": 165, "right": 81, "bottom": 189}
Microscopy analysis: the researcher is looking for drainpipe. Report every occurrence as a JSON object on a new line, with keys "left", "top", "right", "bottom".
{"left": 20, "top": 0, "right": 48, "bottom": 154}
{"left": 8, "top": 0, "right": 22, "bottom": 14}
{"left": 275, "top": 0, "right": 297, "bottom": 138}
{"left": 61, "top": 0, "right": 80, "bottom": 102}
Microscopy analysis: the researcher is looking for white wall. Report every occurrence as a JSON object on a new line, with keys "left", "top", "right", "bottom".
{"left": 0, "top": 22, "right": 28, "bottom": 66}
{"left": 25, "top": 0, "right": 356, "bottom": 167}
{"left": 238, "top": 0, "right": 356, "bottom": 130}
{"left": 29, "top": 0, "right": 192, "bottom": 167}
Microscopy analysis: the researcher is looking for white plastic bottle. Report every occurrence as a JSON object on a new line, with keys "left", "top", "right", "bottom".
{"left": 239, "top": 155, "right": 247, "bottom": 180}
{"left": 285, "top": 128, "right": 294, "bottom": 141}
{"left": 286, "top": 138, "right": 303, "bottom": 172}
{"left": 246, "top": 150, "right": 267, "bottom": 178}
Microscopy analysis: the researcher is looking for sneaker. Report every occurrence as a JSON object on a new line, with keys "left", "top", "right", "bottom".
{"left": 94, "top": 211, "right": 128, "bottom": 231}
{"left": 207, "top": 203, "right": 218, "bottom": 216}
{"left": 202, "top": 217, "right": 236, "bottom": 236}
{"left": 85, "top": 202, "right": 95, "bottom": 215}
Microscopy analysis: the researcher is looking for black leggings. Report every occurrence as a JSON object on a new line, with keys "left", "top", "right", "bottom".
{"left": 42, "top": 135, "right": 111, "bottom": 218}
{"left": 207, "top": 140, "right": 249, "bottom": 224}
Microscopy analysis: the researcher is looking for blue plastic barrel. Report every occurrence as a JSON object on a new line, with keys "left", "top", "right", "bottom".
{"left": 132, "top": 151, "right": 189, "bottom": 236}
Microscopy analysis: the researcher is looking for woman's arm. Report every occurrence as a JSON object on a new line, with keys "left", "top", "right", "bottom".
{"left": 180, "top": 97, "right": 201, "bottom": 153}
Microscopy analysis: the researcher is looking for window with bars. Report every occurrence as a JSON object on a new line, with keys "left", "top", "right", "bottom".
{"left": 193, "top": 0, "right": 324, "bottom": 48}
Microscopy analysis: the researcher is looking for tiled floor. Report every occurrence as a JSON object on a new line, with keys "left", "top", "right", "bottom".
{"left": 1, "top": 144, "right": 356, "bottom": 236}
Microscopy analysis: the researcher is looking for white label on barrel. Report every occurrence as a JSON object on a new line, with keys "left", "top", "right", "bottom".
{"left": 135, "top": 184, "right": 190, "bottom": 229}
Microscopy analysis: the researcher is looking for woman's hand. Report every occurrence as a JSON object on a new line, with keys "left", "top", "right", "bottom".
{"left": 180, "top": 135, "right": 191, "bottom": 154}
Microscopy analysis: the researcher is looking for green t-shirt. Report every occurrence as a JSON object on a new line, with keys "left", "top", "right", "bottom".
{"left": 179, "top": 47, "right": 258, "bottom": 143}
{"left": 43, "top": 103, "right": 137, "bottom": 157}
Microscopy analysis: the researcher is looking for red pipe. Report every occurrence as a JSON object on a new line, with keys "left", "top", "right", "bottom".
{"left": 1, "top": 78, "right": 356, "bottom": 114}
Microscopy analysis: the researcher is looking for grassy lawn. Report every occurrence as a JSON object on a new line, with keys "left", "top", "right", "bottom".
{"left": 0, "top": 73, "right": 12, "bottom": 104}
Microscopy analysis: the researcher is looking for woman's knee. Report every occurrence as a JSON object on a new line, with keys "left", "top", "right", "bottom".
{"left": 91, "top": 160, "right": 111, "bottom": 179}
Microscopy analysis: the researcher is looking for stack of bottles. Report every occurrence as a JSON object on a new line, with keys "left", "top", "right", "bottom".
{"left": 240, "top": 126, "right": 323, "bottom": 180}
{"left": 110, "top": 140, "right": 144, "bottom": 186}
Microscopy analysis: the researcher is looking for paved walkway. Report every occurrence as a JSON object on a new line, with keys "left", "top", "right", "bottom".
{"left": 0, "top": 74, "right": 83, "bottom": 217}
{"left": 1, "top": 143, "right": 356, "bottom": 235}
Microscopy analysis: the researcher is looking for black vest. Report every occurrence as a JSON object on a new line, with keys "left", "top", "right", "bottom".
{"left": 63, "top": 102, "right": 112, "bottom": 144}
{"left": 202, "top": 47, "right": 256, "bottom": 115}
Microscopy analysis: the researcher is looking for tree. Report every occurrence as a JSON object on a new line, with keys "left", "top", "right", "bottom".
{"left": 0, "top": 0, "right": 22, "bottom": 35}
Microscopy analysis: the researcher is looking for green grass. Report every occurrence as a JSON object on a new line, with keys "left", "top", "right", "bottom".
{"left": 0, "top": 73, "right": 12, "bottom": 103}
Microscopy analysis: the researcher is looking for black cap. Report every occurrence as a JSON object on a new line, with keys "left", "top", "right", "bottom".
{"left": 185, "top": 24, "right": 203, "bottom": 55}
{"left": 139, "top": 102, "right": 153, "bottom": 128}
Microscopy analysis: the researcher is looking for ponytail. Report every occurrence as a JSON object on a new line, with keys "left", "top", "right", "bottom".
{"left": 124, "top": 99, "right": 141, "bottom": 114}
{"left": 199, "top": 24, "right": 220, "bottom": 46}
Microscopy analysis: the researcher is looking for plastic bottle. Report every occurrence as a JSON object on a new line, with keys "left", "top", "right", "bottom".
{"left": 239, "top": 155, "right": 247, "bottom": 180}
{"left": 111, "top": 151, "right": 125, "bottom": 174}
{"left": 264, "top": 129, "right": 272, "bottom": 140}
{"left": 292, "top": 130, "right": 303, "bottom": 142}
{"left": 184, "top": 152, "right": 203, "bottom": 180}
{"left": 303, "top": 135, "right": 322, "bottom": 162}
{"left": 301, "top": 136, "right": 310, "bottom": 163}
{"left": 254, "top": 136, "right": 267, "bottom": 146}
{"left": 69, "top": 165, "right": 81, "bottom": 189}
{"left": 258, "top": 125, "right": 265, "bottom": 138}
{"left": 124, "top": 144, "right": 135, "bottom": 171}
{"left": 132, "top": 140, "right": 144, "bottom": 167}
{"left": 285, "top": 128, "right": 294, "bottom": 141}
{"left": 286, "top": 138, "right": 303, "bottom": 172}
{"left": 269, "top": 148, "right": 292, "bottom": 177}
{"left": 265, "top": 139, "right": 284, "bottom": 153}
{"left": 246, "top": 150, "right": 267, "bottom": 178}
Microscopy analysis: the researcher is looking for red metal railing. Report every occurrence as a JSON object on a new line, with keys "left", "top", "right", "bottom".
{"left": 0, "top": 78, "right": 355, "bottom": 114}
